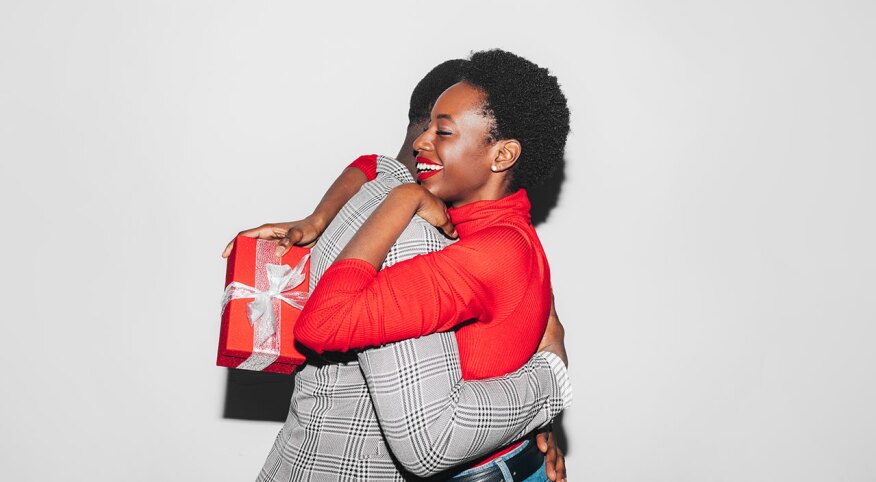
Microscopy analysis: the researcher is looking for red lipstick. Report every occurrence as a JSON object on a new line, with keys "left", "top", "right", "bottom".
{"left": 416, "top": 156, "right": 443, "bottom": 182}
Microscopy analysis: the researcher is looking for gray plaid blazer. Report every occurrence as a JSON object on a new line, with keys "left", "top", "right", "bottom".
{"left": 257, "top": 156, "right": 571, "bottom": 481}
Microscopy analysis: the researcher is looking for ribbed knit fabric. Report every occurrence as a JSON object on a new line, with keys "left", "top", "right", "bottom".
{"left": 295, "top": 189, "right": 552, "bottom": 381}
{"left": 347, "top": 153, "right": 378, "bottom": 181}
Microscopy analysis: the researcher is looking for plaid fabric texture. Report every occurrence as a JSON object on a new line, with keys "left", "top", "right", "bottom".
{"left": 358, "top": 333, "right": 570, "bottom": 478}
{"left": 257, "top": 156, "right": 570, "bottom": 481}
{"left": 308, "top": 155, "right": 448, "bottom": 291}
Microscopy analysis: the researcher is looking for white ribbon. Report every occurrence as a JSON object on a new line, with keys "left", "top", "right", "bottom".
{"left": 220, "top": 253, "right": 310, "bottom": 370}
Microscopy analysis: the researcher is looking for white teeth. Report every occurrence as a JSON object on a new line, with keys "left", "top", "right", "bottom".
{"left": 417, "top": 162, "right": 443, "bottom": 172}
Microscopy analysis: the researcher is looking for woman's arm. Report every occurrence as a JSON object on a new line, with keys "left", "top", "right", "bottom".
{"left": 294, "top": 187, "right": 531, "bottom": 353}
{"left": 332, "top": 183, "right": 456, "bottom": 268}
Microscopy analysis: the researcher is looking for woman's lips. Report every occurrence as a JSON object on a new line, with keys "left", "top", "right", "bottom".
{"left": 416, "top": 156, "right": 443, "bottom": 182}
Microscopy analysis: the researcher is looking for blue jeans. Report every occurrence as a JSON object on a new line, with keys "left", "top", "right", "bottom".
{"left": 451, "top": 440, "right": 548, "bottom": 482}
{"left": 522, "top": 460, "right": 549, "bottom": 482}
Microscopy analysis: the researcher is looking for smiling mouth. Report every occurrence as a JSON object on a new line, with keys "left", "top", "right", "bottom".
{"left": 416, "top": 157, "right": 443, "bottom": 181}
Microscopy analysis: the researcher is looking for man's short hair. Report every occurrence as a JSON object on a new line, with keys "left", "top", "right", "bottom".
{"left": 408, "top": 59, "right": 467, "bottom": 126}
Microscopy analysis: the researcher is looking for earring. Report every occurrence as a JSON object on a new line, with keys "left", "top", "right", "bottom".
{"left": 491, "top": 165, "right": 498, "bottom": 172}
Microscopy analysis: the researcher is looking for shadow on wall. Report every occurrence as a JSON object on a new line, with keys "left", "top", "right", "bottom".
{"left": 553, "top": 411, "right": 570, "bottom": 456}
{"left": 518, "top": 155, "right": 570, "bottom": 455}
{"left": 529, "top": 157, "right": 566, "bottom": 227}
{"left": 223, "top": 369, "right": 294, "bottom": 422}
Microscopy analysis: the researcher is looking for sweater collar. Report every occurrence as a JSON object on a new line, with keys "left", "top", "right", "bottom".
{"left": 448, "top": 189, "right": 532, "bottom": 236}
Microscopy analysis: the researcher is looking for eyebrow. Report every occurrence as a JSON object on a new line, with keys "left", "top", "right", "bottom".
{"left": 436, "top": 114, "right": 454, "bottom": 122}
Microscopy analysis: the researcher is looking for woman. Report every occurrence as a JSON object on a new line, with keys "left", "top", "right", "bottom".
{"left": 295, "top": 49, "right": 570, "bottom": 482}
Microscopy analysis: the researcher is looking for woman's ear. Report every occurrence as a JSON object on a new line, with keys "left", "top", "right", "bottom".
{"left": 491, "top": 139, "right": 522, "bottom": 173}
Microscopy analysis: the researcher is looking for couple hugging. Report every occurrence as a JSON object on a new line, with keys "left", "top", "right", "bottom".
{"left": 223, "top": 49, "right": 572, "bottom": 482}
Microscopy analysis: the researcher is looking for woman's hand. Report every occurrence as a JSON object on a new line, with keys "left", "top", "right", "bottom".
{"left": 411, "top": 185, "right": 457, "bottom": 239}
{"left": 221, "top": 215, "right": 325, "bottom": 258}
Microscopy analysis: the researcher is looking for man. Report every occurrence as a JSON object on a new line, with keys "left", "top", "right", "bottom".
{"left": 224, "top": 59, "right": 570, "bottom": 481}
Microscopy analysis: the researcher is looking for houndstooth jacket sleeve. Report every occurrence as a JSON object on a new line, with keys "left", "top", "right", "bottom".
{"left": 358, "top": 332, "right": 572, "bottom": 478}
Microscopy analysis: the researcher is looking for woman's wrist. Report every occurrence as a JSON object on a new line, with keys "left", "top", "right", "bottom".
{"left": 334, "top": 184, "right": 424, "bottom": 268}
{"left": 395, "top": 183, "right": 457, "bottom": 239}
{"left": 388, "top": 183, "right": 428, "bottom": 210}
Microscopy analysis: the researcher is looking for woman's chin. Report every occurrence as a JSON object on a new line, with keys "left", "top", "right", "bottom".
{"left": 422, "top": 182, "right": 440, "bottom": 196}
{"left": 419, "top": 180, "right": 446, "bottom": 200}
{"left": 416, "top": 169, "right": 442, "bottom": 183}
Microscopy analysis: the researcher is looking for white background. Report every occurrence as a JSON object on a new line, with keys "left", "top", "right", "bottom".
{"left": 2, "top": 1, "right": 874, "bottom": 480}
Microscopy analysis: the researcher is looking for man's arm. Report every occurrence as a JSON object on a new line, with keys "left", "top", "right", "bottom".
{"left": 358, "top": 334, "right": 570, "bottom": 478}
{"left": 357, "top": 300, "right": 572, "bottom": 478}
{"left": 221, "top": 156, "right": 377, "bottom": 258}
{"left": 537, "top": 292, "right": 568, "bottom": 367}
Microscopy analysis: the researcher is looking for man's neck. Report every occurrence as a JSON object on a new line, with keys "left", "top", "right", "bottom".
{"left": 394, "top": 122, "right": 425, "bottom": 177}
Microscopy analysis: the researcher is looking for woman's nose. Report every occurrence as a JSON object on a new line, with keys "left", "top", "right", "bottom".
{"left": 413, "top": 130, "right": 432, "bottom": 152}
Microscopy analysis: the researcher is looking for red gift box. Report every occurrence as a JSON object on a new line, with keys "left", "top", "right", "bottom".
{"left": 218, "top": 236, "right": 310, "bottom": 374}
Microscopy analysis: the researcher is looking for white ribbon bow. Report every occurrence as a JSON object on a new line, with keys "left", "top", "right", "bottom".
{"left": 220, "top": 254, "right": 310, "bottom": 370}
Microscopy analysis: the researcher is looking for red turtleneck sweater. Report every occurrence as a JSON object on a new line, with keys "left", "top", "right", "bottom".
{"left": 294, "top": 188, "right": 552, "bottom": 382}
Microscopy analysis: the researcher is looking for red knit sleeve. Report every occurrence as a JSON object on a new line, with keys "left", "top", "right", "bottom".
{"left": 294, "top": 227, "right": 532, "bottom": 353}
{"left": 346, "top": 154, "right": 378, "bottom": 181}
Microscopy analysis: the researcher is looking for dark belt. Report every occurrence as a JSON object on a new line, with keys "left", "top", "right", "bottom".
{"left": 449, "top": 439, "right": 543, "bottom": 482}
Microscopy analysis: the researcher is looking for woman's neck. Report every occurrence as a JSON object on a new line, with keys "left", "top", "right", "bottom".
{"left": 448, "top": 176, "right": 513, "bottom": 209}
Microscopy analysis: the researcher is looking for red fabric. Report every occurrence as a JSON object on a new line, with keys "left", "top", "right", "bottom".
{"left": 295, "top": 188, "right": 552, "bottom": 466}
{"left": 346, "top": 154, "right": 378, "bottom": 181}
{"left": 295, "top": 189, "right": 551, "bottom": 381}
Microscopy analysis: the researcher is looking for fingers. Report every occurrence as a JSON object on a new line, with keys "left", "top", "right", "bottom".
{"left": 555, "top": 448, "right": 567, "bottom": 482}
{"left": 442, "top": 207, "right": 457, "bottom": 238}
{"left": 433, "top": 206, "right": 456, "bottom": 238}
{"left": 442, "top": 220, "right": 458, "bottom": 239}
{"left": 221, "top": 223, "right": 292, "bottom": 258}
{"left": 415, "top": 194, "right": 456, "bottom": 238}
{"left": 221, "top": 226, "right": 265, "bottom": 258}
{"left": 222, "top": 227, "right": 265, "bottom": 258}
{"left": 544, "top": 436, "right": 558, "bottom": 481}
{"left": 536, "top": 432, "right": 549, "bottom": 453}
{"left": 221, "top": 239, "right": 235, "bottom": 258}
{"left": 275, "top": 229, "right": 304, "bottom": 257}
{"left": 222, "top": 228, "right": 260, "bottom": 258}
{"left": 422, "top": 213, "right": 456, "bottom": 239}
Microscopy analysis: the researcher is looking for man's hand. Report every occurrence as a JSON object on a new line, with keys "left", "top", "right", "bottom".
{"left": 536, "top": 427, "right": 567, "bottom": 482}
{"left": 537, "top": 294, "right": 568, "bottom": 367}
{"left": 221, "top": 215, "right": 325, "bottom": 259}
{"left": 536, "top": 295, "right": 568, "bottom": 480}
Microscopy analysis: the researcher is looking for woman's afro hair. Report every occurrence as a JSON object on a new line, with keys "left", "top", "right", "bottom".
{"left": 461, "top": 49, "right": 570, "bottom": 190}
